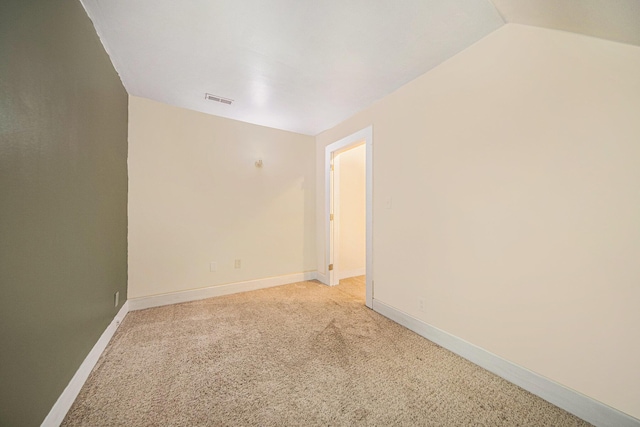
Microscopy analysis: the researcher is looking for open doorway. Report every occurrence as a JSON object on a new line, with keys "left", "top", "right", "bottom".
{"left": 333, "top": 144, "right": 366, "bottom": 278}
{"left": 324, "top": 126, "right": 373, "bottom": 308}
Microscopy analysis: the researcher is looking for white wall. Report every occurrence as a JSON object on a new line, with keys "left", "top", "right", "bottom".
{"left": 316, "top": 24, "right": 640, "bottom": 419}
{"left": 335, "top": 144, "right": 366, "bottom": 277}
{"left": 128, "top": 96, "right": 316, "bottom": 299}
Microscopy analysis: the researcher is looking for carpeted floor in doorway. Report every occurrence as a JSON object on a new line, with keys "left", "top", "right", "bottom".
{"left": 62, "top": 276, "right": 590, "bottom": 426}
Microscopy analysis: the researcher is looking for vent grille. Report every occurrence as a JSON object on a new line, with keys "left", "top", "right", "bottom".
{"left": 205, "top": 93, "right": 233, "bottom": 105}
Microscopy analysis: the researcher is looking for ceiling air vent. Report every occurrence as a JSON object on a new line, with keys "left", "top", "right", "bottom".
{"left": 205, "top": 93, "right": 233, "bottom": 105}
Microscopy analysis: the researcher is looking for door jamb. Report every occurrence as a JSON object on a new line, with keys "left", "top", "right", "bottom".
{"left": 324, "top": 126, "right": 373, "bottom": 308}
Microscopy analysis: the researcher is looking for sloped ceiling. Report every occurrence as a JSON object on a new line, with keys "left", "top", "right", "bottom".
{"left": 80, "top": 0, "right": 640, "bottom": 136}
{"left": 492, "top": 0, "right": 640, "bottom": 47}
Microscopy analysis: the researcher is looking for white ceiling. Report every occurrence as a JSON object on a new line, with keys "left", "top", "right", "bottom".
{"left": 80, "top": 0, "right": 640, "bottom": 136}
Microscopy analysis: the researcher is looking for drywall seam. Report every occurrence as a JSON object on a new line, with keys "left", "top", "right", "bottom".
{"left": 372, "top": 300, "right": 640, "bottom": 427}
{"left": 41, "top": 301, "right": 130, "bottom": 427}
{"left": 128, "top": 272, "right": 318, "bottom": 311}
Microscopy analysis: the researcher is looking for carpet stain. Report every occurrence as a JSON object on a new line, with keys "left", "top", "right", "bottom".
{"left": 62, "top": 276, "right": 592, "bottom": 427}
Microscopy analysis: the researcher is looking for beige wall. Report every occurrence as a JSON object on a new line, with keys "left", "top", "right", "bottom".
{"left": 316, "top": 24, "right": 640, "bottom": 418}
{"left": 128, "top": 96, "right": 316, "bottom": 299}
{"left": 336, "top": 144, "right": 366, "bottom": 276}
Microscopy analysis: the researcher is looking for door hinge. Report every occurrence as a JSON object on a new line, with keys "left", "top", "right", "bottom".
{"left": 330, "top": 164, "right": 334, "bottom": 171}
{"left": 330, "top": 213, "right": 334, "bottom": 221}
{"left": 328, "top": 264, "right": 334, "bottom": 271}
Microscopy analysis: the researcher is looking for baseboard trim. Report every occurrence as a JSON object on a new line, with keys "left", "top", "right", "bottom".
{"left": 336, "top": 267, "right": 365, "bottom": 281}
{"left": 316, "top": 271, "right": 328, "bottom": 285}
{"left": 128, "top": 271, "right": 318, "bottom": 311}
{"left": 41, "top": 301, "right": 130, "bottom": 427}
{"left": 372, "top": 299, "right": 639, "bottom": 427}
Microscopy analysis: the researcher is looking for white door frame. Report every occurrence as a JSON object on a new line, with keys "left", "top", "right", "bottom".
{"left": 324, "top": 126, "right": 373, "bottom": 308}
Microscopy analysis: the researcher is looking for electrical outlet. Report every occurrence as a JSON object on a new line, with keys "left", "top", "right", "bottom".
{"left": 209, "top": 262, "right": 217, "bottom": 272}
{"left": 234, "top": 259, "right": 241, "bottom": 269}
{"left": 114, "top": 291, "right": 119, "bottom": 307}
{"left": 418, "top": 297, "right": 426, "bottom": 313}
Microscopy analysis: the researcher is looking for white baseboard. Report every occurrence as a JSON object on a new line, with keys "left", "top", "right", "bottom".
{"left": 372, "top": 299, "right": 639, "bottom": 427}
{"left": 41, "top": 301, "right": 130, "bottom": 427}
{"left": 40, "top": 271, "right": 321, "bottom": 426}
{"left": 128, "top": 271, "right": 318, "bottom": 311}
{"left": 337, "top": 267, "right": 365, "bottom": 281}
{"left": 316, "top": 271, "right": 328, "bottom": 285}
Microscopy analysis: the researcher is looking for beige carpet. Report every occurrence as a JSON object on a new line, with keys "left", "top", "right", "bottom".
{"left": 63, "top": 277, "right": 590, "bottom": 426}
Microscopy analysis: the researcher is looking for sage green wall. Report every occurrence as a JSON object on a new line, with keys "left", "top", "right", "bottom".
{"left": 0, "top": 1, "right": 128, "bottom": 425}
